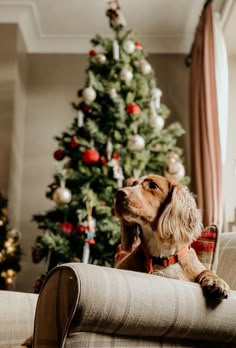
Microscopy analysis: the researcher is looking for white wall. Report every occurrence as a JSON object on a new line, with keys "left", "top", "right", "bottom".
{"left": 223, "top": 56, "right": 236, "bottom": 226}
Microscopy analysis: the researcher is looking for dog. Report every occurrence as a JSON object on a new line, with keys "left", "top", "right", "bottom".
{"left": 114, "top": 174, "right": 230, "bottom": 300}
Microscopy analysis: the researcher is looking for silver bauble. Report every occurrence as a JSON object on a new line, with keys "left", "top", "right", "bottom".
{"left": 123, "top": 40, "right": 135, "bottom": 54}
{"left": 164, "top": 160, "right": 185, "bottom": 182}
{"left": 149, "top": 114, "right": 165, "bottom": 130}
{"left": 53, "top": 187, "right": 72, "bottom": 204}
{"left": 128, "top": 135, "right": 145, "bottom": 152}
{"left": 96, "top": 53, "right": 107, "bottom": 64}
{"left": 82, "top": 87, "right": 96, "bottom": 102}
{"left": 120, "top": 68, "right": 133, "bottom": 83}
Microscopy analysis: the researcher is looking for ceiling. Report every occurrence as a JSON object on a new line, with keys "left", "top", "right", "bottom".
{"left": 0, "top": 0, "right": 235, "bottom": 54}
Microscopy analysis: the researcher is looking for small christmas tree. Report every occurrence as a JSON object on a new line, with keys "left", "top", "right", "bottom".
{"left": 0, "top": 192, "right": 21, "bottom": 289}
{"left": 32, "top": 0, "right": 188, "bottom": 292}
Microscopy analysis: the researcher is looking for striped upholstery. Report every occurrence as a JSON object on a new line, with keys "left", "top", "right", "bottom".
{"left": 33, "top": 259, "right": 236, "bottom": 348}
{"left": 217, "top": 232, "right": 236, "bottom": 291}
{"left": 0, "top": 291, "right": 37, "bottom": 348}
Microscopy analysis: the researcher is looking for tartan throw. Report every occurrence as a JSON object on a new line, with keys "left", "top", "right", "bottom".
{"left": 191, "top": 224, "right": 219, "bottom": 271}
{"left": 115, "top": 224, "right": 219, "bottom": 271}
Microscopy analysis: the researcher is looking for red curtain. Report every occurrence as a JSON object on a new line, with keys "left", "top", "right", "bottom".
{"left": 189, "top": 4, "right": 222, "bottom": 228}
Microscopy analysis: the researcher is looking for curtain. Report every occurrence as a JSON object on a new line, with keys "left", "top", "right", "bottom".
{"left": 189, "top": 3, "right": 222, "bottom": 228}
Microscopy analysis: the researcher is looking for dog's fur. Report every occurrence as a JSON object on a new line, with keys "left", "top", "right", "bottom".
{"left": 115, "top": 174, "right": 230, "bottom": 300}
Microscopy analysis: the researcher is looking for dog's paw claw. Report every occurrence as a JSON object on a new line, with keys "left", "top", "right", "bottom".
{"left": 196, "top": 271, "right": 230, "bottom": 300}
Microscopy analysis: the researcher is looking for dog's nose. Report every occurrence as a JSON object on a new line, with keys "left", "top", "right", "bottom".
{"left": 116, "top": 189, "right": 128, "bottom": 202}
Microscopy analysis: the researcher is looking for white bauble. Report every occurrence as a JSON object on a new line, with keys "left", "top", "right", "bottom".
{"left": 140, "top": 60, "right": 152, "bottom": 75}
{"left": 120, "top": 68, "right": 133, "bottom": 83}
{"left": 96, "top": 53, "right": 107, "bottom": 64}
{"left": 128, "top": 135, "right": 145, "bottom": 152}
{"left": 82, "top": 87, "right": 96, "bottom": 102}
{"left": 123, "top": 40, "right": 135, "bottom": 54}
{"left": 109, "top": 87, "right": 118, "bottom": 99}
{"left": 164, "top": 160, "right": 185, "bottom": 182}
{"left": 149, "top": 114, "right": 165, "bottom": 130}
{"left": 53, "top": 187, "right": 72, "bottom": 204}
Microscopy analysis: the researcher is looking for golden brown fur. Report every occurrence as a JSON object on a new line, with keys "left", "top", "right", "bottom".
{"left": 115, "top": 174, "right": 230, "bottom": 300}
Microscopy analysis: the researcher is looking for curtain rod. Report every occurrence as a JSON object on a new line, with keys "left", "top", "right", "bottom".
{"left": 185, "top": 0, "right": 213, "bottom": 67}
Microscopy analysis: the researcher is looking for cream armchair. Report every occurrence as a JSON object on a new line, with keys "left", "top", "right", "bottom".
{"left": 1, "top": 232, "right": 236, "bottom": 348}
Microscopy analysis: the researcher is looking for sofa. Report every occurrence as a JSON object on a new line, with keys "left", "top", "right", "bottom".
{"left": 1, "top": 232, "right": 236, "bottom": 348}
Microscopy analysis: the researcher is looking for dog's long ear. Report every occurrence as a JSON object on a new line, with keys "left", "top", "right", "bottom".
{"left": 120, "top": 220, "right": 138, "bottom": 252}
{"left": 157, "top": 183, "right": 203, "bottom": 244}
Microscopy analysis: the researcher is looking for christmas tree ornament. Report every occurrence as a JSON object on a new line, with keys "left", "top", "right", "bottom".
{"left": 82, "top": 87, "right": 97, "bottom": 102}
{"left": 70, "top": 136, "right": 79, "bottom": 149}
{"left": 107, "top": 155, "right": 124, "bottom": 188}
{"left": 96, "top": 53, "right": 107, "bottom": 64}
{"left": 82, "top": 149, "right": 100, "bottom": 164}
{"left": 127, "top": 134, "right": 145, "bottom": 152}
{"left": 140, "top": 60, "right": 152, "bottom": 75}
{"left": 52, "top": 186, "right": 72, "bottom": 205}
{"left": 126, "top": 103, "right": 141, "bottom": 115}
{"left": 113, "top": 40, "right": 120, "bottom": 60}
{"left": 53, "top": 149, "right": 65, "bottom": 161}
{"left": 60, "top": 222, "right": 73, "bottom": 235}
{"left": 106, "top": 0, "right": 127, "bottom": 30}
{"left": 100, "top": 156, "right": 107, "bottom": 164}
{"left": 89, "top": 49, "right": 96, "bottom": 56}
{"left": 164, "top": 152, "right": 185, "bottom": 182}
{"left": 77, "top": 110, "right": 84, "bottom": 128}
{"left": 135, "top": 41, "right": 143, "bottom": 50}
{"left": 123, "top": 40, "right": 135, "bottom": 54}
{"left": 132, "top": 60, "right": 140, "bottom": 68}
{"left": 120, "top": 67, "right": 133, "bottom": 83}
{"left": 106, "top": 139, "right": 113, "bottom": 160}
{"left": 109, "top": 87, "right": 118, "bottom": 100}
{"left": 149, "top": 113, "right": 165, "bottom": 130}
{"left": 82, "top": 215, "right": 96, "bottom": 263}
{"left": 152, "top": 88, "right": 162, "bottom": 109}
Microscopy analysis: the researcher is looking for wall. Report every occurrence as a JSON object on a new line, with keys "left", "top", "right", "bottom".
{"left": 223, "top": 56, "right": 236, "bottom": 226}
{"left": 15, "top": 53, "right": 189, "bottom": 292}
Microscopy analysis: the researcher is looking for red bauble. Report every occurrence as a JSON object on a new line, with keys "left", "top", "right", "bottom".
{"left": 126, "top": 103, "right": 141, "bottom": 114}
{"left": 112, "top": 152, "right": 120, "bottom": 159}
{"left": 76, "top": 224, "right": 86, "bottom": 234}
{"left": 135, "top": 41, "right": 143, "bottom": 50}
{"left": 60, "top": 222, "right": 73, "bottom": 234}
{"left": 100, "top": 156, "right": 107, "bottom": 164}
{"left": 53, "top": 149, "right": 65, "bottom": 161}
{"left": 70, "top": 136, "right": 79, "bottom": 149}
{"left": 79, "top": 102, "right": 93, "bottom": 114}
{"left": 82, "top": 149, "right": 100, "bottom": 164}
{"left": 88, "top": 239, "right": 96, "bottom": 245}
{"left": 89, "top": 49, "right": 96, "bottom": 56}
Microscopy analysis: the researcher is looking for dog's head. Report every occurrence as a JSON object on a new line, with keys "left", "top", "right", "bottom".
{"left": 114, "top": 174, "right": 202, "bottom": 254}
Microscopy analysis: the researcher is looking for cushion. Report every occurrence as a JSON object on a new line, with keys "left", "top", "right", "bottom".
{"left": 191, "top": 224, "right": 219, "bottom": 271}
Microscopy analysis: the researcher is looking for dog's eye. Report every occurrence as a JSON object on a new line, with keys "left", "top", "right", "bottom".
{"left": 148, "top": 182, "right": 159, "bottom": 189}
{"left": 131, "top": 180, "right": 139, "bottom": 187}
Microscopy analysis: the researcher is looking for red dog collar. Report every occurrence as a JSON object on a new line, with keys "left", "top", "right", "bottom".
{"left": 141, "top": 244, "right": 190, "bottom": 274}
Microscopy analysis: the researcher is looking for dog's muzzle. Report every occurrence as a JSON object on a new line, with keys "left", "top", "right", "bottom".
{"left": 115, "top": 189, "right": 129, "bottom": 216}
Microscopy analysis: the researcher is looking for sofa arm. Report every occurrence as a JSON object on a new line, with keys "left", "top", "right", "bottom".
{"left": 217, "top": 232, "right": 236, "bottom": 290}
{"left": 0, "top": 291, "right": 38, "bottom": 348}
{"left": 33, "top": 263, "right": 236, "bottom": 347}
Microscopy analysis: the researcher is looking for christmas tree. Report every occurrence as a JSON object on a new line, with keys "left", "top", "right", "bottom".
{"left": 0, "top": 192, "right": 21, "bottom": 289}
{"left": 32, "top": 0, "right": 188, "bottom": 292}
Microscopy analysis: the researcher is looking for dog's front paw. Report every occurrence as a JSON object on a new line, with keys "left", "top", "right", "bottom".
{"left": 196, "top": 270, "right": 230, "bottom": 300}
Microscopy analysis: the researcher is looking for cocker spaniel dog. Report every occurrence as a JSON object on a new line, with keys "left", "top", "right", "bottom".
{"left": 114, "top": 174, "right": 230, "bottom": 300}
